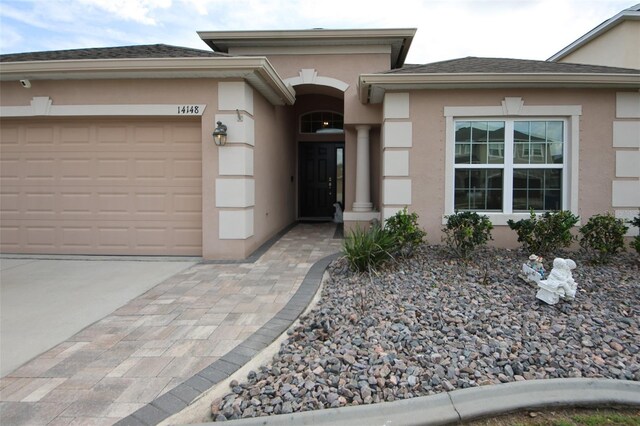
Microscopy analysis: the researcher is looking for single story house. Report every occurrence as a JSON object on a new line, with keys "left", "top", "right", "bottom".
{"left": 1, "top": 6, "right": 639, "bottom": 260}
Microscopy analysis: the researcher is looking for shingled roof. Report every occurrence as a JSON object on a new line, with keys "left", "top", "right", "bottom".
{"left": 0, "top": 44, "right": 230, "bottom": 62}
{"left": 385, "top": 57, "right": 640, "bottom": 75}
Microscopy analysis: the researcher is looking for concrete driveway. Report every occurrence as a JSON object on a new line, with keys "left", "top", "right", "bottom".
{"left": 0, "top": 256, "right": 197, "bottom": 377}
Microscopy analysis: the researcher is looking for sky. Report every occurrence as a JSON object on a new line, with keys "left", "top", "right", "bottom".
{"left": 0, "top": 0, "right": 635, "bottom": 64}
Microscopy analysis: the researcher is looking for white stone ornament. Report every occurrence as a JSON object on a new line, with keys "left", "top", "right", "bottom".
{"left": 536, "top": 258, "right": 578, "bottom": 305}
{"left": 520, "top": 254, "right": 545, "bottom": 286}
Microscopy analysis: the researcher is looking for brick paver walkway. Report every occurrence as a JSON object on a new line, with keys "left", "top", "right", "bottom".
{"left": 0, "top": 223, "right": 342, "bottom": 425}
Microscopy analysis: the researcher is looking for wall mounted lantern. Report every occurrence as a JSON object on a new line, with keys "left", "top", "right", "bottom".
{"left": 213, "top": 121, "right": 228, "bottom": 146}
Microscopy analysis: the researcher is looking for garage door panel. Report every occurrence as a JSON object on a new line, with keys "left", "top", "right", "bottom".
{"left": 0, "top": 157, "right": 21, "bottom": 182}
{"left": 24, "top": 158, "right": 56, "bottom": 182}
{"left": 24, "top": 126, "right": 55, "bottom": 146}
{"left": 1, "top": 186, "right": 202, "bottom": 221}
{"left": 0, "top": 125, "right": 19, "bottom": 146}
{"left": 0, "top": 119, "right": 202, "bottom": 255}
{"left": 59, "top": 157, "right": 94, "bottom": 183}
{"left": 60, "top": 126, "right": 91, "bottom": 146}
{"left": 1, "top": 219, "right": 202, "bottom": 255}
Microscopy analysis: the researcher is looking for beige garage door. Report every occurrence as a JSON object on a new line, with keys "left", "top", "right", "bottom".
{"left": 0, "top": 118, "right": 202, "bottom": 256}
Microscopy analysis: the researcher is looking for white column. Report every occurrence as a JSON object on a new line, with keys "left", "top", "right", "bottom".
{"left": 353, "top": 125, "right": 372, "bottom": 212}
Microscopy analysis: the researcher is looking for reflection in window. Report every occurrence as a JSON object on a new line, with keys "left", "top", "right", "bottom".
{"left": 513, "top": 169, "right": 562, "bottom": 211}
{"left": 514, "top": 121, "right": 564, "bottom": 164}
{"left": 455, "top": 169, "right": 503, "bottom": 211}
{"left": 300, "top": 111, "right": 344, "bottom": 134}
{"left": 453, "top": 119, "right": 565, "bottom": 213}
{"left": 455, "top": 121, "right": 505, "bottom": 164}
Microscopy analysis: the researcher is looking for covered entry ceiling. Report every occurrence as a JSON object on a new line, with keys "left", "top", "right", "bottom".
{"left": 0, "top": 118, "right": 202, "bottom": 256}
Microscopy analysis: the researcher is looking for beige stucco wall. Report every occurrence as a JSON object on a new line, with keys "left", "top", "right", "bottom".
{"left": 559, "top": 20, "right": 640, "bottom": 69}
{"left": 407, "top": 88, "right": 622, "bottom": 247}
{"left": 251, "top": 93, "right": 297, "bottom": 254}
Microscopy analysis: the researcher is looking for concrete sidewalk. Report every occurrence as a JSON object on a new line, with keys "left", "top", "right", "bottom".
{"left": 0, "top": 223, "right": 342, "bottom": 425}
{"left": 1, "top": 257, "right": 197, "bottom": 377}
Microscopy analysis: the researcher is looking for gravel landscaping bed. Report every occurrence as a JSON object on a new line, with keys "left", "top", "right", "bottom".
{"left": 211, "top": 246, "right": 640, "bottom": 421}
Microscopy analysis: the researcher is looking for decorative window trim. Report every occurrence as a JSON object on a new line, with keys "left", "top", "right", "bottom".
{"left": 443, "top": 97, "right": 582, "bottom": 225}
{"left": 0, "top": 96, "right": 207, "bottom": 117}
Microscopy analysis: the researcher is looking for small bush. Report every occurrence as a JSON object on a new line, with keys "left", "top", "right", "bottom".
{"left": 384, "top": 207, "right": 427, "bottom": 256}
{"left": 342, "top": 224, "right": 396, "bottom": 273}
{"left": 630, "top": 214, "right": 640, "bottom": 255}
{"left": 507, "top": 210, "right": 579, "bottom": 256}
{"left": 442, "top": 211, "right": 493, "bottom": 259}
{"left": 579, "top": 213, "right": 628, "bottom": 263}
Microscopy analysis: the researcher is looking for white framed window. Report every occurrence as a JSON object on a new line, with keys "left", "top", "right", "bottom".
{"left": 444, "top": 98, "right": 581, "bottom": 225}
{"left": 454, "top": 119, "right": 565, "bottom": 212}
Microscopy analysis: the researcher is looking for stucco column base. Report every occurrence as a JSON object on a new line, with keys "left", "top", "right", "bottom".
{"left": 352, "top": 202, "right": 373, "bottom": 212}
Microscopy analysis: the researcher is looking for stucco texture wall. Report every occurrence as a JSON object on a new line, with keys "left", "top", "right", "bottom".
{"left": 252, "top": 92, "right": 297, "bottom": 252}
{"left": 560, "top": 21, "right": 640, "bottom": 69}
{"left": 408, "top": 88, "right": 621, "bottom": 247}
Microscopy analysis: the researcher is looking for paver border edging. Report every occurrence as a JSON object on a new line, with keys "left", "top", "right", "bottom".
{"left": 114, "top": 251, "right": 342, "bottom": 426}
{"left": 191, "top": 378, "right": 640, "bottom": 426}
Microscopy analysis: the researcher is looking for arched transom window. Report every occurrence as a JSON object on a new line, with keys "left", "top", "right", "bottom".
{"left": 300, "top": 111, "right": 344, "bottom": 134}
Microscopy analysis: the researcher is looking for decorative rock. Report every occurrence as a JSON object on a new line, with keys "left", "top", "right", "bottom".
{"left": 610, "top": 342, "right": 624, "bottom": 351}
{"left": 342, "top": 354, "right": 356, "bottom": 365}
{"left": 209, "top": 246, "right": 639, "bottom": 422}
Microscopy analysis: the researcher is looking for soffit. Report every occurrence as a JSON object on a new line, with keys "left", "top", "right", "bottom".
{"left": 198, "top": 28, "right": 416, "bottom": 69}
{"left": 0, "top": 57, "right": 295, "bottom": 106}
{"left": 359, "top": 73, "right": 640, "bottom": 104}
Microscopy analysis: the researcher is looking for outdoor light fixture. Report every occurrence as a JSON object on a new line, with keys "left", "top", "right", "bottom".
{"left": 212, "top": 121, "right": 227, "bottom": 146}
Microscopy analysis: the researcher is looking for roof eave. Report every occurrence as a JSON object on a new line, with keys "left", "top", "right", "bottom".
{"left": 0, "top": 57, "right": 296, "bottom": 106}
{"left": 548, "top": 9, "right": 640, "bottom": 62}
{"left": 198, "top": 28, "right": 417, "bottom": 69}
{"left": 358, "top": 73, "right": 640, "bottom": 103}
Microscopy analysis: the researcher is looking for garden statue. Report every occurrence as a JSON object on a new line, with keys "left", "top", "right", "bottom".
{"left": 536, "top": 258, "right": 578, "bottom": 305}
{"left": 520, "top": 254, "right": 545, "bottom": 285}
{"left": 333, "top": 202, "right": 343, "bottom": 224}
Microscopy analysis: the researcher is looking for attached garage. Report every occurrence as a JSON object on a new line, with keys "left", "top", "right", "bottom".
{"left": 0, "top": 117, "right": 202, "bottom": 256}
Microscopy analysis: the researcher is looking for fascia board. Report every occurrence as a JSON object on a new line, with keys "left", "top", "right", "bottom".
{"left": 198, "top": 28, "right": 416, "bottom": 68}
{"left": 0, "top": 57, "right": 295, "bottom": 105}
{"left": 359, "top": 73, "right": 640, "bottom": 103}
{"left": 198, "top": 28, "right": 417, "bottom": 44}
{"left": 548, "top": 10, "right": 640, "bottom": 61}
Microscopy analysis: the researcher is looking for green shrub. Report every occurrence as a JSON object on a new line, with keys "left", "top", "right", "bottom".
{"left": 630, "top": 214, "right": 640, "bottom": 255}
{"left": 507, "top": 210, "right": 579, "bottom": 256}
{"left": 342, "top": 224, "right": 396, "bottom": 273}
{"left": 384, "top": 207, "right": 426, "bottom": 256}
{"left": 442, "top": 211, "right": 493, "bottom": 260}
{"left": 579, "top": 213, "right": 628, "bottom": 263}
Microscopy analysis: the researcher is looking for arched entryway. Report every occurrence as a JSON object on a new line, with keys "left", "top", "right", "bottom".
{"left": 290, "top": 80, "right": 346, "bottom": 220}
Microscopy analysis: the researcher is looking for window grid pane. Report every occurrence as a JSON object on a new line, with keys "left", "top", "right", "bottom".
{"left": 456, "top": 121, "right": 504, "bottom": 164}
{"left": 512, "top": 169, "right": 563, "bottom": 211}
{"left": 513, "top": 121, "right": 564, "bottom": 164}
{"left": 454, "top": 169, "right": 503, "bottom": 211}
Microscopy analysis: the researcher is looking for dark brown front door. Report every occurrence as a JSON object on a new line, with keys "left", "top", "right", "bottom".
{"left": 299, "top": 142, "right": 344, "bottom": 219}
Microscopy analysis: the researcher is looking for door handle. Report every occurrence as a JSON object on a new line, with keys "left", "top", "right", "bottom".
{"left": 328, "top": 177, "right": 332, "bottom": 189}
